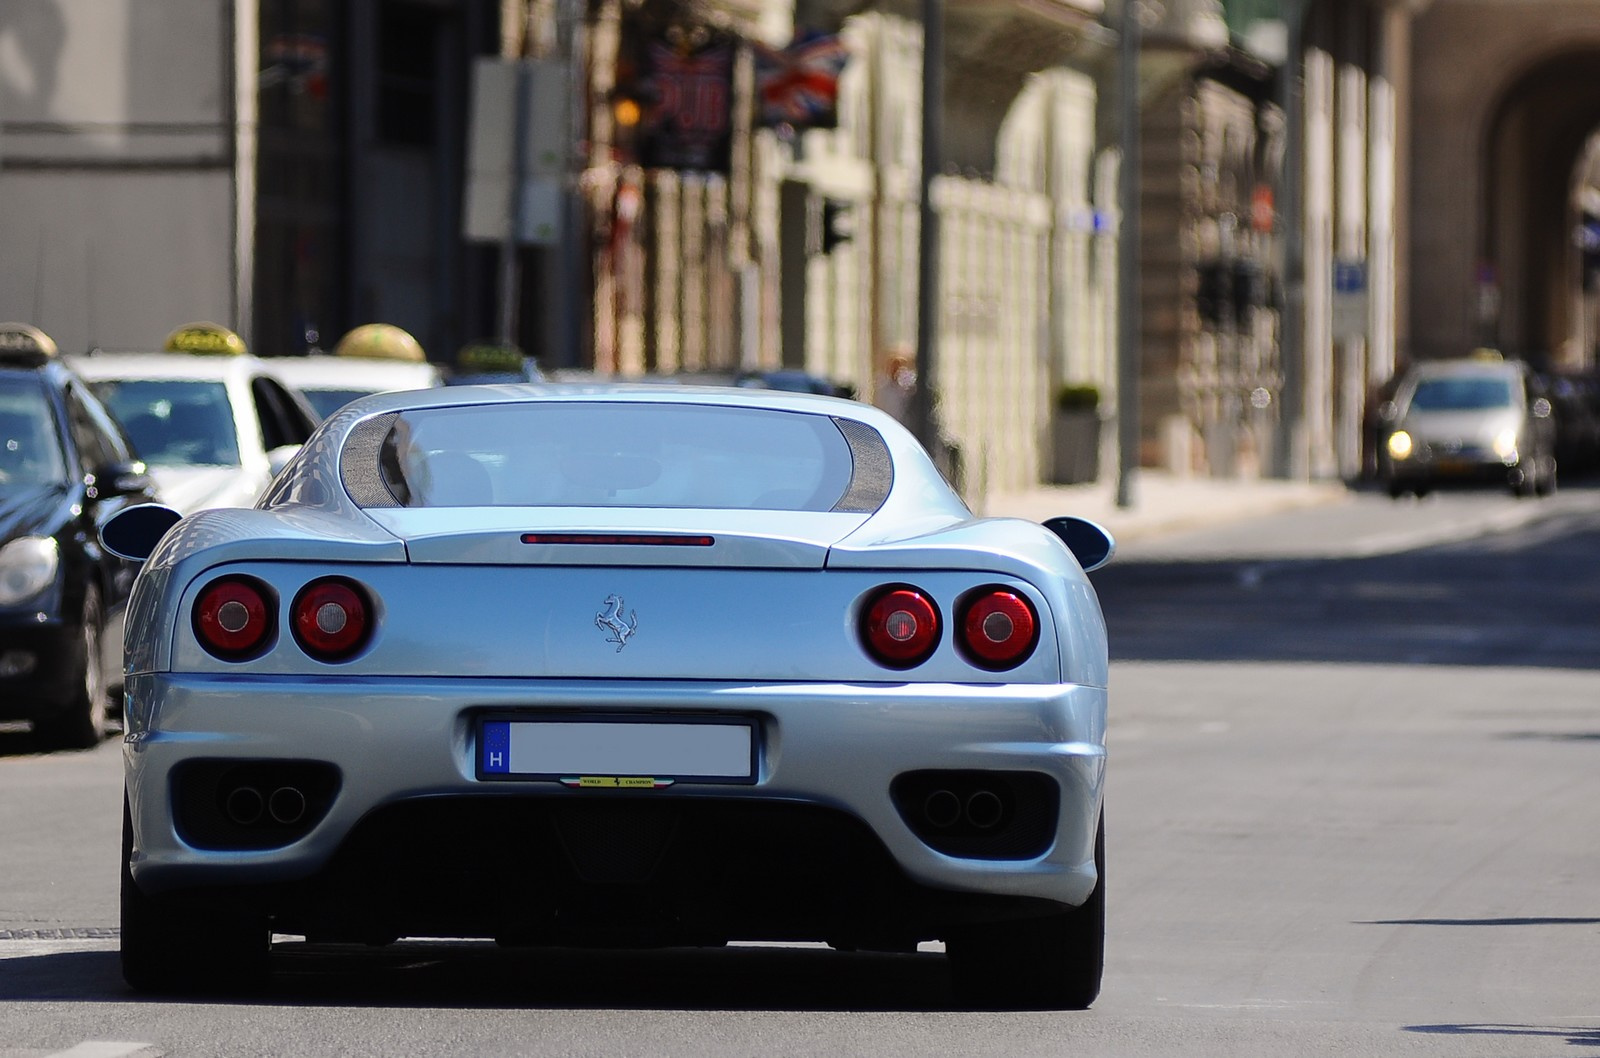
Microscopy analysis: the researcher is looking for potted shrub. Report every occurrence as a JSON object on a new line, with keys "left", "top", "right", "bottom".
{"left": 1051, "top": 383, "right": 1102, "bottom": 485}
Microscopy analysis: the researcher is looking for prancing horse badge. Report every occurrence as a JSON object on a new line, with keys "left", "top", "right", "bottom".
{"left": 595, "top": 594, "right": 639, "bottom": 651}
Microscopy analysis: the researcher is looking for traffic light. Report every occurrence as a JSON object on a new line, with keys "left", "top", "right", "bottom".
{"left": 1195, "top": 259, "right": 1231, "bottom": 327}
{"left": 821, "top": 198, "right": 853, "bottom": 254}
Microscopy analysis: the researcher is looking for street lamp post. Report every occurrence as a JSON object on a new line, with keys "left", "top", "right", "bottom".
{"left": 913, "top": 0, "right": 944, "bottom": 467}
{"left": 1272, "top": 0, "right": 1308, "bottom": 479}
{"left": 1115, "top": 0, "right": 1141, "bottom": 509}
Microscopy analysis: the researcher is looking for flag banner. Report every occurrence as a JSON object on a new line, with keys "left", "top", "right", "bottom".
{"left": 755, "top": 31, "right": 850, "bottom": 130}
{"left": 640, "top": 37, "right": 734, "bottom": 172}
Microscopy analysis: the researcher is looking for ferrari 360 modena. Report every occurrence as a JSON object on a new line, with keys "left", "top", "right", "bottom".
{"left": 104, "top": 382, "right": 1114, "bottom": 1009}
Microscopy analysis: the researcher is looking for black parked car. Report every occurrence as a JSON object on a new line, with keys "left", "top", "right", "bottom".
{"left": 1547, "top": 370, "right": 1600, "bottom": 477}
{"left": 0, "top": 325, "right": 158, "bottom": 749}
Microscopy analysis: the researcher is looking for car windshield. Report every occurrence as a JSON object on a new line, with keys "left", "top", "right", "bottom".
{"left": 374, "top": 402, "right": 856, "bottom": 510}
{"left": 303, "top": 388, "right": 374, "bottom": 421}
{"left": 91, "top": 379, "right": 242, "bottom": 466}
{"left": 0, "top": 376, "right": 68, "bottom": 490}
{"left": 1408, "top": 375, "right": 1515, "bottom": 412}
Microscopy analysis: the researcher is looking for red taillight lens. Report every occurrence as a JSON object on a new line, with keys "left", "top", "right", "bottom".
{"left": 861, "top": 586, "right": 941, "bottom": 668}
{"left": 291, "top": 578, "right": 372, "bottom": 661}
{"left": 193, "top": 577, "right": 274, "bottom": 660}
{"left": 958, "top": 588, "right": 1038, "bottom": 670}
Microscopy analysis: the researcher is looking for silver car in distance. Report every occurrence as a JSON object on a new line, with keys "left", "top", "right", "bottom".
{"left": 104, "top": 383, "right": 1114, "bottom": 1009}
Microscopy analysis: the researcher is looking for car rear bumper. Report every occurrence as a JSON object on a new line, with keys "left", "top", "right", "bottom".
{"left": 123, "top": 673, "right": 1106, "bottom": 938}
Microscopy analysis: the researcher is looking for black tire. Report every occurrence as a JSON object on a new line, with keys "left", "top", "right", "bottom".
{"left": 121, "top": 795, "right": 269, "bottom": 994}
{"left": 1536, "top": 456, "right": 1558, "bottom": 497}
{"left": 947, "top": 811, "right": 1104, "bottom": 1010}
{"left": 32, "top": 586, "right": 107, "bottom": 751}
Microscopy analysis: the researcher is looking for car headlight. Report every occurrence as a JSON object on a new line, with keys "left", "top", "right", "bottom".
{"left": 1493, "top": 428, "right": 1519, "bottom": 460}
{"left": 0, "top": 536, "right": 59, "bottom": 606}
{"left": 1386, "top": 431, "right": 1413, "bottom": 460}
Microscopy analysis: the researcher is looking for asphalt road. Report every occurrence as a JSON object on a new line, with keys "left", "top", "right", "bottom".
{"left": 3, "top": 484, "right": 1599, "bottom": 1056}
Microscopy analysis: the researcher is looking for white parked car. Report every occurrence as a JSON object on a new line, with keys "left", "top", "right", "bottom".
{"left": 267, "top": 324, "right": 444, "bottom": 421}
{"left": 70, "top": 324, "right": 318, "bottom": 514}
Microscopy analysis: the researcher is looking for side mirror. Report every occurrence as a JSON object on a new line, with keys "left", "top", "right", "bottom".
{"left": 1043, "top": 515, "right": 1116, "bottom": 573}
{"left": 89, "top": 460, "right": 153, "bottom": 501}
{"left": 100, "top": 503, "right": 183, "bottom": 563}
{"left": 1377, "top": 400, "right": 1398, "bottom": 423}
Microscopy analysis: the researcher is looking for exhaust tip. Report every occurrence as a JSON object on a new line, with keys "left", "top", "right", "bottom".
{"left": 225, "top": 786, "right": 264, "bottom": 826}
{"left": 965, "top": 789, "right": 1004, "bottom": 830}
{"left": 268, "top": 785, "right": 307, "bottom": 825}
{"left": 923, "top": 789, "right": 962, "bottom": 829}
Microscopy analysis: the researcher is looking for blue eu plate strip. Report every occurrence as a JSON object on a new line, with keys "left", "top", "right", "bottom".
{"left": 481, "top": 720, "right": 511, "bottom": 774}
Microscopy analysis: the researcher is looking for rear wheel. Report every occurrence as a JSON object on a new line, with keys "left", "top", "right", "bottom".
{"left": 947, "top": 811, "right": 1104, "bottom": 1010}
{"left": 32, "top": 586, "right": 107, "bottom": 751}
{"left": 121, "top": 795, "right": 269, "bottom": 994}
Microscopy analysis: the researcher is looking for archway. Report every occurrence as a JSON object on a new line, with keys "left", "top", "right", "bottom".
{"left": 1481, "top": 49, "right": 1600, "bottom": 370}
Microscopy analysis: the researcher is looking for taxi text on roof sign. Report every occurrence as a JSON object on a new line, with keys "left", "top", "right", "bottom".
{"left": 455, "top": 339, "right": 525, "bottom": 374}
{"left": 164, "top": 322, "right": 248, "bottom": 356}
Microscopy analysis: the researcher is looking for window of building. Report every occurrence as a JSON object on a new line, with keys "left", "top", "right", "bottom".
{"left": 378, "top": 2, "right": 440, "bottom": 147}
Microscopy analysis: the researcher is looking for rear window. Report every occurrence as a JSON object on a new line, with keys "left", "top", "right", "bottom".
{"left": 368, "top": 402, "right": 859, "bottom": 510}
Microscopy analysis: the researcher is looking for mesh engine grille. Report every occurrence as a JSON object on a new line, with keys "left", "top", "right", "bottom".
{"left": 832, "top": 417, "right": 893, "bottom": 513}
{"left": 339, "top": 413, "right": 402, "bottom": 508}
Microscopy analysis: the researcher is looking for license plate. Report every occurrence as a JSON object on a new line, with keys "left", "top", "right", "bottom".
{"left": 477, "top": 715, "right": 756, "bottom": 785}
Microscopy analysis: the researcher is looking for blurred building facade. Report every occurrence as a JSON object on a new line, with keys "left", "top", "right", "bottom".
{"left": 582, "top": 0, "right": 1114, "bottom": 496}
{"left": 15, "top": 1, "right": 1596, "bottom": 496}
{"left": 1130, "top": 0, "right": 1416, "bottom": 484}
{"left": 0, "top": 0, "right": 501, "bottom": 361}
{"left": 1408, "top": 1, "right": 1600, "bottom": 373}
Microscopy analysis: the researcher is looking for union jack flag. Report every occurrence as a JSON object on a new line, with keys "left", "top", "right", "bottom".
{"left": 643, "top": 40, "right": 734, "bottom": 171}
{"left": 755, "top": 31, "right": 851, "bottom": 130}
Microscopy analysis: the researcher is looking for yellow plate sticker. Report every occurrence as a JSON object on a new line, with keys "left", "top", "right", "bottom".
{"left": 562, "top": 776, "right": 674, "bottom": 789}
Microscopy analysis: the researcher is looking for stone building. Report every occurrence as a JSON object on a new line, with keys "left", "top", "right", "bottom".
{"left": 585, "top": 0, "right": 1112, "bottom": 496}
{"left": 13, "top": 1, "right": 1590, "bottom": 496}
{"left": 1408, "top": 1, "right": 1600, "bottom": 372}
{"left": 1130, "top": 0, "right": 1415, "bottom": 483}
{"left": 0, "top": 0, "right": 502, "bottom": 360}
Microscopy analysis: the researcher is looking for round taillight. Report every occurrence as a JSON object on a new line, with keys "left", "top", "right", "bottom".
{"left": 861, "top": 586, "right": 941, "bottom": 668}
{"left": 193, "top": 577, "right": 274, "bottom": 660}
{"left": 958, "top": 588, "right": 1038, "bottom": 670}
{"left": 291, "top": 578, "right": 372, "bottom": 662}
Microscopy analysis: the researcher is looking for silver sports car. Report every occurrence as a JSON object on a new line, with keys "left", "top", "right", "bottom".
{"left": 103, "top": 383, "right": 1114, "bottom": 1009}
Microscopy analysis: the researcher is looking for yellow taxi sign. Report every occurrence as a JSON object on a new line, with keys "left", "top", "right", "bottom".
{"left": 455, "top": 339, "right": 526, "bottom": 375}
{"left": 1469, "top": 346, "right": 1503, "bottom": 361}
{"left": 164, "top": 321, "right": 248, "bottom": 356}
{"left": 0, "top": 323, "right": 59, "bottom": 366}
{"left": 334, "top": 323, "right": 426, "bottom": 363}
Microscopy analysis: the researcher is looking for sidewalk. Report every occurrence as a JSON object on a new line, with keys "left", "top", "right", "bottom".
{"left": 978, "top": 471, "right": 1354, "bottom": 544}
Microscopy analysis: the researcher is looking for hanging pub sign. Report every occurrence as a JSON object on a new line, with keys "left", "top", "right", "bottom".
{"left": 755, "top": 30, "right": 850, "bottom": 130}
{"left": 638, "top": 30, "right": 734, "bottom": 173}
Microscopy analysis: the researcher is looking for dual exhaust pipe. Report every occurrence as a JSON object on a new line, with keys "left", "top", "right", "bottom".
{"left": 922, "top": 787, "right": 1005, "bottom": 831}
{"left": 224, "top": 784, "right": 308, "bottom": 827}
